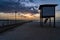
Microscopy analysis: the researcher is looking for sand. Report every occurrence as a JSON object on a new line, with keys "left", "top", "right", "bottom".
{"left": 0, "top": 22, "right": 60, "bottom": 40}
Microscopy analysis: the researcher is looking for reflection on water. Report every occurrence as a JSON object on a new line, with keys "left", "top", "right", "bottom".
{"left": 0, "top": 20, "right": 26, "bottom": 27}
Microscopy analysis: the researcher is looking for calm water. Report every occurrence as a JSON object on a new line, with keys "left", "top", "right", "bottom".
{"left": 0, "top": 20, "right": 25, "bottom": 27}
{"left": 0, "top": 19, "right": 60, "bottom": 27}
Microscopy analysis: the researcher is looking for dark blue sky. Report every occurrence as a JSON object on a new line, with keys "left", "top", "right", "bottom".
{"left": 0, "top": 0, "right": 60, "bottom": 13}
{"left": 23, "top": 0, "right": 60, "bottom": 10}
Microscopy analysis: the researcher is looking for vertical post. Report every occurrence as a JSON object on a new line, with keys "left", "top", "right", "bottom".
{"left": 40, "top": 16, "right": 43, "bottom": 27}
{"left": 49, "top": 17, "right": 51, "bottom": 27}
{"left": 54, "top": 16, "right": 55, "bottom": 28}
{"left": 40, "top": 9, "right": 43, "bottom": 27}
{"left": 15, "top": 11, "right": 17, "bottom": 23}
{"left": 54, "top": 7, "right": 55, "bottom": 28}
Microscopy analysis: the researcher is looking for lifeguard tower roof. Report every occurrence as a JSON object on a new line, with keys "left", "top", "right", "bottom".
{"left": 39, "top": 4, "right": 57, "bottom": 10}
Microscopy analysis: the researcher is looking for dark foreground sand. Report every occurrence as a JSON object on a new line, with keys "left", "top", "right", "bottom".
{"left": 0, "top": 22, "right": 60, "bottom": 40}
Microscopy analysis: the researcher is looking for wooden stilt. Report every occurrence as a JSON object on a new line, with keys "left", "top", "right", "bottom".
{"left": 54, "top": 16, "right": 55, "bottom": 28}
{"left": 49, "top": 18, "right": 51, "bottom": 27}
{"left": 40, "top": 16, "right": 43, "bottom": 27}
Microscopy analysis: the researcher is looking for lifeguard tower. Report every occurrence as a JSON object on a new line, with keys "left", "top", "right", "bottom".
{"left": 39, "top": 4, "right": 57, "bottom": 28}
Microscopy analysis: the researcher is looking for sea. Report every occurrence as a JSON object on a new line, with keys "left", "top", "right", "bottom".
{"left": 0, "top": 17, "right": 60, "bottom": 27}
{"left": 0, "top": 20, "right": 25, "bottom": 27}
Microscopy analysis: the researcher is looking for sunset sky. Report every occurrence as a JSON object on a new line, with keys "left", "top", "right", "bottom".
{"left": 0, "top": 0, "right": 60, "bottom": 20}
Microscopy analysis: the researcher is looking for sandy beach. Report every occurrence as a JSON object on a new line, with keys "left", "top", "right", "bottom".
{"left": 0, "top": 21, "right": 60, "bottom": 40}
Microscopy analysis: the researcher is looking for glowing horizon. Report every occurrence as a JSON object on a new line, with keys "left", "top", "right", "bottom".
{"left": 0, "top": 12, "right": 40, "bottom": 20}
{"left": 0, "top": 11, "right": 60, "bottom": 21}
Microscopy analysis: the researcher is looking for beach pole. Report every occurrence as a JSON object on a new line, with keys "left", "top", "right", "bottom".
{"left": 54, "top": 16, "right": 55, "bottom": 28}
{"left": 54, "top": 7, "right": 55, "bottom": 28}
{"left": 40, "top": 16, "right": 43, "bottom": 27}
{"left": 49, "top": 17, "right": 51, "bottom": 27}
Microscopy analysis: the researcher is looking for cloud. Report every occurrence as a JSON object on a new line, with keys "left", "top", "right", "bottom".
{"left": 0, "top": 0, "right": 59, "bottom": 13}
{"left": 0, "top": 1, "right": 16, "bottom": 12}
{"left": 0, "top": 0, "right": 38, "bottom": 13}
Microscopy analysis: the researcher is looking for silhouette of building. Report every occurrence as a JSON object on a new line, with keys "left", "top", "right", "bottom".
{"left": 39, "top": 4, "right": 57, "bottom": 28}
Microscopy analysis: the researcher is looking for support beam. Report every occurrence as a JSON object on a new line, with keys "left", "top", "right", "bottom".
{"left": 54, "top": 16, "right": 55, "bottom": 28}
{"left": 49, "top": 18, "right": 51, "bottom": 27}
{"left": 40, "top": 16, "right": 43, "bottom": 27}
